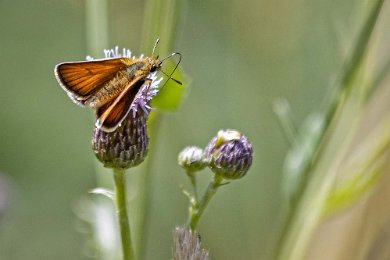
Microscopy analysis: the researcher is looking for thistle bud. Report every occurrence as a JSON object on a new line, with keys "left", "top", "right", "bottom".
{"left": 92, "top": 112, "right": 149, "bottom": 169}
{"left": 178, "top": 146, "right": 207, "bottom": 172}
{"left": 204, "top": 129, "right": 253, "bottom": 179}
{"left": 91, "top": 54, "right": 162, "bottom": 169}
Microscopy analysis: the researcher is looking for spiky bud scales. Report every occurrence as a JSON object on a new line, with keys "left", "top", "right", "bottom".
{"left": 204, "top": 129, "right": 253, "bottom": 179}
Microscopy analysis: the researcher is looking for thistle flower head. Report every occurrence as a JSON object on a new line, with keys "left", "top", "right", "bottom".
{"left": 173, "top": 226, "right": 209, "bottom": 260}
{"left": 92, "top": 111, "right": 149, "bottom": 169}
{"left": 204, "top": 129, "right": 253, "bottom": 179}
{"left": 122, "top": 71, "right": 161, "bottom": 120}
{"left": 91, "top": 47, "right": 162, "bottom": 169}
{"left": 178, "top": 146, "right": 207, "bottom": 172}
{"left": 88, "top": 47, "right": 162, "bottom": 120}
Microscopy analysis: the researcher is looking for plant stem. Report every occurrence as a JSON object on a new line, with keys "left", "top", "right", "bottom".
{"left": 274, "top": 1, "right": 385, "bottom": 259}
{"left": 187, "top": 170, "right": 198, "bottom": 201}
{"left": 85, "top": 0, "right": 108, "bottom": 57}
{"left": 141, "top": 0, "right": 184, "bottom": 55}
{"left": 113, "top": 168, "right": 134, "bottom": 260}
{"left": 135, "top": 0, "right": 185, "bottom": 257}
{"left": 133, "top": 114, "right": 161, "bottom": 260}
{"left": 188, "top": 175, "right": 223, "bottom": 231}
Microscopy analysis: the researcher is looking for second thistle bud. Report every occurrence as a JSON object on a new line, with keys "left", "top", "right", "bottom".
{"left": 178, "top": 146, "right": 207, "bottom": 172}
{"left": 204, "top": 129, "right": 253, "bottom": 179}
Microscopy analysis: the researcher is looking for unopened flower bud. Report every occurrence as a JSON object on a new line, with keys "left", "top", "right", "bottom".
{"left": 204, "top": 129, "right": 253, "bottom": 179}
{"left": 178, "top": 146, "right": 207, "bottom": 172}
{"left": 92, "top": 112, "right": 149, "bottom": 169}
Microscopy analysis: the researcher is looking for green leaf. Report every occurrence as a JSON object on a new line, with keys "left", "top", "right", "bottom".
{"left": 368, "top": 57, "right": 390, "bottom": 98}
{"left": 282, "top": 113, "right": 325, "bottom": 200}
{"left": 323, "top": 162, "right": 382, "bottom": 218}
{"left": 323, "top": 117, "right": 390, "bottom": 218}
{"left": 152, "top": 59, "right": 189, "bottom": 111}
{"left": 273, "top": 98, "right": 298, "bottom": 146}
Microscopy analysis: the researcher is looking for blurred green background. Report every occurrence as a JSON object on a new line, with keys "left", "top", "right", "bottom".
{"left": 0, "top": 0, "right": 388, "bottom": 259}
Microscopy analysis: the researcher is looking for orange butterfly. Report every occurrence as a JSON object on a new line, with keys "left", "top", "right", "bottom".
{"left": 54, "top": 40, "right": 181, "bottom": 132}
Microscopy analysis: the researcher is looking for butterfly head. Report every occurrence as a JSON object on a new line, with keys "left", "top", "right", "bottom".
{"left": 148, "top": 56, "right": 162, "bottom": 73}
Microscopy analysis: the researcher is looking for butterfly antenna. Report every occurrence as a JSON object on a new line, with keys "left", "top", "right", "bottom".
{"left": 159, "top": 69, "right": 182, "bottom": 85}
{"left": 152, "top": 38, "right": 160, "bottom": 56}
{"left": 160, "top": 52, "right": 181, "bottom": 64}
{"left": 159, "top": 52, "right": 182, "bottom": 89}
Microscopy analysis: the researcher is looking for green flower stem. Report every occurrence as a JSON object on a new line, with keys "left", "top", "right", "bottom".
{"left": 85, "top": 0, "right": 108, "bottom": 57}
{"left": 187, "top": 170, "right": 199, "bottom": 201}
{"left": 188, "top": 175, "right": 223, "bottom": 231}
{"left": 141, "top": 0, "right": 184, "bottom": 55}
{"left": 113, "top": 168, "right": 134, "bottom": 260}
{"left": 133, "top": 114, "right": 161, "bottom": 260}
{"left": 135, "top": 0, "right": 185, "bottom": 257}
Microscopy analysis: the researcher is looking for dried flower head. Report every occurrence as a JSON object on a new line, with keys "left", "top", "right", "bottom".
{"left": 178, "top": 146, "right": 207, "bottom": 172}
{"left": 204, "top": 129, "right": 253, "bottom": 179}
{"left": 91, "top": 47, "right": 162, "bottom": 169}
{"left": 173, "top": 226, "right": 209, "bottom": 260}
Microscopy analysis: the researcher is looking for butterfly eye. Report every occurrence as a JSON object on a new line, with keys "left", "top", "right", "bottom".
{"left": 150, "top": 65, "right": 157, "bottom": 72}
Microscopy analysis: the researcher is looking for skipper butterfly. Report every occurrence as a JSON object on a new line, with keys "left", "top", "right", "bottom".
{"left": 54, "top": 39, "right": 181, "bottom": 132}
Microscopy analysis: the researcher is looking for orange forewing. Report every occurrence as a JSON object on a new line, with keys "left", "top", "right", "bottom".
{"left": 96, "top": 77, "right": 149, "bottom": 131}
{"left": 55, "top": 58, "right": 129, "bottom": 101}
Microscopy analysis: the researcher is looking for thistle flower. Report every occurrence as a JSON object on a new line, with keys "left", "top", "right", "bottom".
{"left": 178, "top": 146, "right": 207, "bottom": 172}
{"left": 204, "top": 129, "right": 253, "bottom": 179}
{"left": 173, "top": 226, "right": 209, "bottom": 260}
{"left": 91, "top": 47, "right": 162, "bottom": 169}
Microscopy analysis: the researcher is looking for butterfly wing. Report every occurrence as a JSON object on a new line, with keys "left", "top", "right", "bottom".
{"left": 54, "top": 58, "right": 130, "bottom": 105}
{"left": 95, "top": 76, "right": 150, "bottom": 132}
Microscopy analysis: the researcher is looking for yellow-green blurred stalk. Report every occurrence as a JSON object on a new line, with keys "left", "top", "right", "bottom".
{"left": 275, "top": 1, "right": 388, "bottom": 259}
